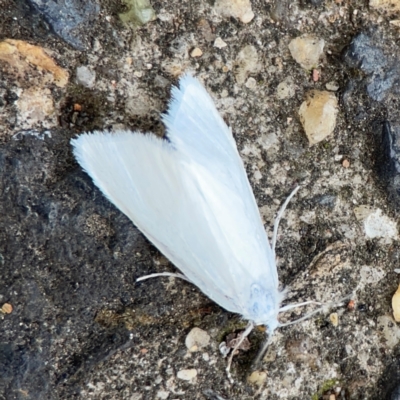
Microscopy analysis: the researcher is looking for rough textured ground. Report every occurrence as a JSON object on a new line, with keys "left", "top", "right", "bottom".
{"left": 1, "top": 0, "right": 400, "bottom": 399}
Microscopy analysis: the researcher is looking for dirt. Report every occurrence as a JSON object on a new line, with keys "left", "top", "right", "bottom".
{"left": 1, "top": 0, "right": 400, "bottom": 399}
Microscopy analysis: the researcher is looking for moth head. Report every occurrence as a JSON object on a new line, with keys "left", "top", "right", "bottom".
{"left": 247, "top": 283, "right": 281, "bottom": 332}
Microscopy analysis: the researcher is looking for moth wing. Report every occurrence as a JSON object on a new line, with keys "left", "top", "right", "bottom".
{"left": 164, "top": 75, "right": 238, "bottom": 166}
{"left": 164, "top": 75, "right": 279, "bottom": 285}
{"left": 72, "top": 76, "right": 280, "bottom": 318}
{"left": 72, "top": 131, "right": 245, "bottom": 313}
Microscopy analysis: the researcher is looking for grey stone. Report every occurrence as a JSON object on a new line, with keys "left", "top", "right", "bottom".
{"left": 27, "top": 0, "right": 100, "bottom": 50}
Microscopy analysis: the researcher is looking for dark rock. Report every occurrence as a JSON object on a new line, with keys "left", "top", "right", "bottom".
{"left": 343, "top": 33, "right": 400, "bottom": 102}
{"left": 313, "top": 193, "right": 337, "bottom": 209}
{"left": 0, "top": 131, "right": 153, "bottom": 398}
{"left": 343, "top": 33, "right": 400, "bottom": 207}
{"left": 26, "top": 0, "right": 100, "bottom": 50}
{"left": 374, "top": 349, "right": 400, "bottom": 400}
{"left": 308, "top": 0, "right": 325, "bottom": 5}
{"left": 373, "top": 121, "right": 400, "bottom": 207}
{"left": 391, "top": 384, "right": 400, "bottom": 400}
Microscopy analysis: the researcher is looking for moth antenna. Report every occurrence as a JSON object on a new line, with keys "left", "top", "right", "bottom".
{"left": 279, "top": 300, "right": 322, "bottom": 312}
{"left": 272, "top": 186, "right": 300, "bottom": 253}
{"left": 252, "top": 295, "right": 352, "bottom": 369}
{"left": 136, "top": 272, "right": 191, "bottom": 283}
{"left": 278, "top": 294, "right": 353, "bottom": 328}
{"left": 226, "top": 321, "right": 254, "bottom": 383}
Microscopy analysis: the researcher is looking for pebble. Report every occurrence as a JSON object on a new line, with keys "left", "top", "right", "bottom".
{"left": 1, "top": 303, "right": 12, "bottom": 314}
{"left": 197, "top": 19, "right": 215, "bottom": 42}
{"left": 354, "top": 205, "right": 373, "bottom": 222}
{"left": 76, "top": 66, "right": 96, "bottom": 88}
{"left": 354, "top": 206, "right": 398, "bottom": 242}
{"left": 185, "top": 327, "right": 210, "bottom": 352}
{"left": 342, "top": 159, "right": 350, "bottom": 168}
{"left": 360, "top": 265, "right": 385, "bottom": 285}
{"left": 393, "top": 284, "right": 400, "bottom": 322}
{"left": 298, "top": 90, "right": 338, "bottom": 145}
{"left": 276, "top": 78, "right": 296, "bottom": 99}
{"left": 312, "top": 69, "right": 320, "bottom": 82}
{"left": 234, "top": 45, "right": 259, "bottom": 84}
{"left": 326, "top": 81, "right": 340, "bottom": 91}
{"left": 190, "top": 47, "right": 203, "bottom": 58}
{"left": 247, "top": 370, "right": 267, "bottom": 386}
{"left": 177, "top": 368, "right": 197, "bottom": 381}
{"left": 16, "top": 87, "right": 55, "bottom": 128}
{"left": 0, "top": 39, "right": 69, "bottom": 87}
{"left": 169, "top": 37, "right": 188, "bottom": 55}
{"left": 157, "top": 390, "right": 170, "bottom": 399}
{"left": 286, "top": 336, "right": 318, "bottom": 368}
{"left": 245, "top": 77, "right": 257, "bottom": 89}
{"left": 288, "top": 34, "right": 325, "bottom": 70}
{"left": 330, "top": 312, "right": 339, "bottom": 327}
{"left": 214, "top": 0, "right": 254, "bottom": 23}
{"left": 214, "top": 37, "right": 227, "bottom": 49}
{"left": 119, "top": 0, "right": 156, "bottom": 27}
{"left": 343, "top": 33, "right": 391, "bottom": 102}
{"left": 27, "top": 0, "right": 99, "bottom": 50}
{"left": 377, "top": 315, "right": 400, "bottom": 347}
{"left": 370, "top": 0, "right": 400, "bottom": 13}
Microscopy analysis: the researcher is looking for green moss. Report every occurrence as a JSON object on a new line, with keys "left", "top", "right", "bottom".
{"left": 311, "top": 379, "right": 340, "bottom": 400}
{"left": 323, "top": 141, "right": 331, "bottom": 149}
{"left": 119, "top": 0, "right": 156, "bottom": 27}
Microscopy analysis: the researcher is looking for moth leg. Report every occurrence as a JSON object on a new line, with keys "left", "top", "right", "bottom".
{"left": 252, "top": 331, "right": 273, "bottom": 369}
{"left": 226, "top": 321, "right": 254, "bottom": 383}
{"left": 136, "top": 272, "right": 191, "bottom": 283}
{"left": 272, "top": 185, "right": 300, "bottom": 253}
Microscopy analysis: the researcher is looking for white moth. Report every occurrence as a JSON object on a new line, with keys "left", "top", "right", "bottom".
{"left": 71, "top": 75, "right": 330, "bottom": 377}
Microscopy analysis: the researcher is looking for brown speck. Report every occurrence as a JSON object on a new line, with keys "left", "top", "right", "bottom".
{"left": 312, "top": 69, "right": 320, "bottom": 82}
{"left": 347, "top": 299, "right": 355, "bottom": 311}
{"left": 342, "top": 159, "right": 350, "bottom": 168}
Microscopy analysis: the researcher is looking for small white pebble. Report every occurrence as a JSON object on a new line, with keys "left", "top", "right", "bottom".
{"left": 326, "top": 81, "right": 340, "bottom": 91}
{"left": 157, "top": 390, "right": 170, "bottom": 399}
{"left": 214, "top": 37, "right": 228, "bottom": 49}
{"left": 276, "top": 79, "right": 296, "bottom": 99}
{"left": 185, "top": 327, "right": 210, "bottom": 352}
{"left": 76, "top": 66, "right": 96, "bottom": 88}
{"left": 177, "top": 369, "right": 197, "bottom": 381}
{"left": 245, "top": 77, "right": 257, "bottom": 89}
